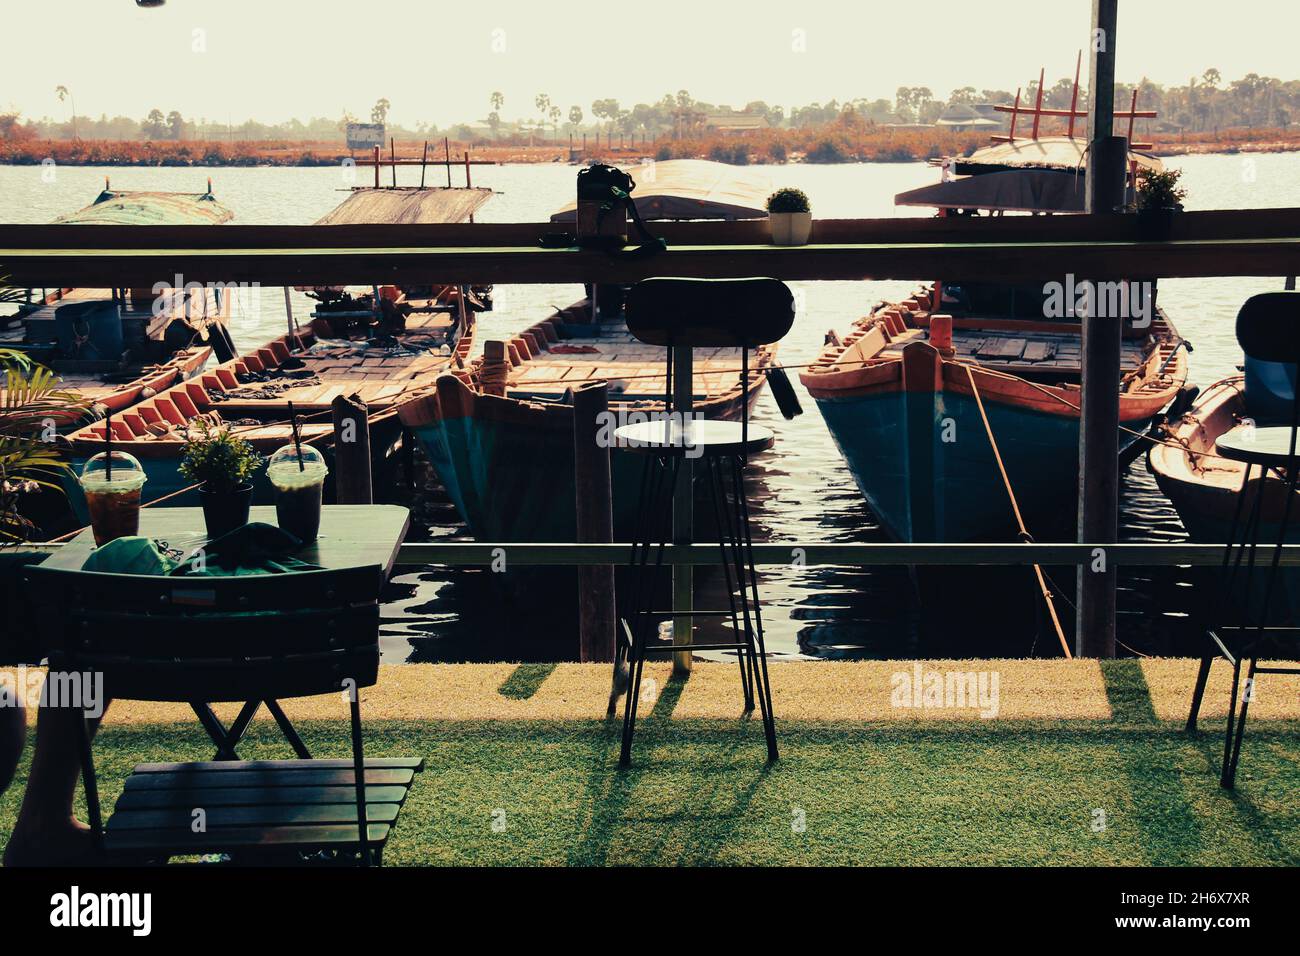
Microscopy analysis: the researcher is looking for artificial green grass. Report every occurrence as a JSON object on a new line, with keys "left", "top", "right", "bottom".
{"left": 2, "top": 705, "right": 1297, "bottom": 866}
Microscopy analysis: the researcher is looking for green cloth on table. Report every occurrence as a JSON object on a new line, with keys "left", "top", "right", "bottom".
{"left": 81, "top": 523, "right": 320, "bottom": 577}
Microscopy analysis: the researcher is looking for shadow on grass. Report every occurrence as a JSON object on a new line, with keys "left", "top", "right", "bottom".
{"left": 567, "top": 674, "right": 774, "bottom": 866}
{"left": 498, "top": 663, "right": 558, "bottom": 700}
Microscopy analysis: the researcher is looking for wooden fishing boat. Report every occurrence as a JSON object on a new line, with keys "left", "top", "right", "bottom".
{"left": 60, "top": 312, "right": 472, "bottom": 519}
{"left": 1, "top": 183, "right": 235, "bottom": 419}
{"left": 801, "top": 79, "right": 1191, "bottom": 542}
{"left": 58, "top": 178, "right": 492, "bottom": 518}
{"left": 1149, "top": 375, "right": 1300, "bottom": 621}
{"left": 398, "top": 160, "right": 777, "bottom": 542}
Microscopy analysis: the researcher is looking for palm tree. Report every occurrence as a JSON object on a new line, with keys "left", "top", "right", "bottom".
{"left": 490, "top": 91, "right": 504, "bottom": 113}
{"left": 55, "top": 85, "right": 77, "bottom": 140}
{"left": 0, "top": 348, "right": 86, "bottom": 541}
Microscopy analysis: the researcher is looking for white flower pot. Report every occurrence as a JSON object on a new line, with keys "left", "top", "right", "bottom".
{"left": 769, "top": 211, "right": 812, "bottom": 246}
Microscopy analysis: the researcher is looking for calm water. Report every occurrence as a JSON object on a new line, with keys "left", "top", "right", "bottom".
{"left": 3, "top": 154, "right": 1298, "bottom": 661}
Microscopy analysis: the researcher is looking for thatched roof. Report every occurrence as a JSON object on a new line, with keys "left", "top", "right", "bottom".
{"left": 56, "top": 189, "right": 234, "bottom": 226}
{"left": 953, "top": 136, "right": 1162, "bottom": 175}
{"left": 551, "top": 159, "right": 771, "bottom": 222}
{"left": 315, "top": 187, "right": 494, "bottom": 225}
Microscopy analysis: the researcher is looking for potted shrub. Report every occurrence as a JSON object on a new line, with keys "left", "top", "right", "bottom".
{"left": 179, "top": 419, "right": 264, "bottom": 537}
{"left": 767, "top": 187, "right": 812, "bottom": 246}
{"left": 1135, "top": 167, "right": 1187, "bottom": 239}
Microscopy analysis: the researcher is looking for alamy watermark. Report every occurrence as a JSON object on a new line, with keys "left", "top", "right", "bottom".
{"left": 0, "top": 665, "right": 105, "bottom": 718}
{"left": 890, "top": 663, "right": 1000, "bottom": 718}
{"left": 1042, "top": 274, "right": 1153, "bottom": 328}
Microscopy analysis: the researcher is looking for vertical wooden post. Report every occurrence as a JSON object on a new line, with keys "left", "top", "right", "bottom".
{"left": 373, "top": 145, "right": 380, "bottom": 188}
{"left": 331, "top": 394, "right": 373, "bottom": 505}
{"left": 672, "top": 348, "right": 693, "bottom": 675}
{"left": 572, "top": 381, "right": 616, "bottom": 662}
{"left": 1077, "top": 0, "right": 1124, "bottom": 658}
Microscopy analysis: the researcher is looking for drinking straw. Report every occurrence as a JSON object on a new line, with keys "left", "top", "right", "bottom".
{"left": 105, "top": 411, "right": 113, "bottom": 481}
{"left": 287, "top": 400, "right": 305, "bottom": 471}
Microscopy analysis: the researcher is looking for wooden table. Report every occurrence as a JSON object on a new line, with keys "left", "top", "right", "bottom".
{"left": 43, "top": 505, "right": 410, "bottom": 582}
{"left": 42, "top": 505, "right": 410, "bottom": 759}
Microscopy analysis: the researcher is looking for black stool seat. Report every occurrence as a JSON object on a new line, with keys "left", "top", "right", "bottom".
{"left": 614, "top": 419, "right": 774, "bottom": 457}
{"left": 1215, "top": 425, "right": 1300, "bottom": 466}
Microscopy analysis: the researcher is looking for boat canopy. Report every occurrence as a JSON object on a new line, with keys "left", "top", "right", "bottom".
{"left": 952, "top": 135, "right": 1162, "bottom": 176}
{"left": 56, "top": 189, "right": 234, "bottom": 226}
{"left": 896, "top": 168, "right": 1097, "bottom": 213}
{"left": 550, "top": 159, "right": 772, "bottom": 222}
{"left": 315, "top": 186, "right": 494, "bottom": 225}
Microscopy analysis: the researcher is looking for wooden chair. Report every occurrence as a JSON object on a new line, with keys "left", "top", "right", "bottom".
{"left": 1186, "top": 291, "right": 1300, "bottom": 788}
{"left": 25, "top": 563, "right": 422, "bottom": 865}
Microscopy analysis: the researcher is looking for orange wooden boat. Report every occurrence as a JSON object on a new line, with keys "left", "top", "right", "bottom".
{"left": 802, "top": 71, "right": 1190, "bottom": 542}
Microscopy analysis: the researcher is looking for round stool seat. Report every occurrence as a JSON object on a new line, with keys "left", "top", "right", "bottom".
{"left": 1215, "top": 425, "right": 1300, "bottom": 467}
{"left": 614, "top": 418, "right": 774, "bottom": 457}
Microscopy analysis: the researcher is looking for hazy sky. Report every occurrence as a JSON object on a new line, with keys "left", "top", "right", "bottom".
{"left": 5, "top": 1, "right": 1298, "bottom": 127}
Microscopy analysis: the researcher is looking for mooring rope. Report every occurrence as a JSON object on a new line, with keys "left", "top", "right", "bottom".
{"left": 965, "top": 364, "right": 1072, "bottom": 659}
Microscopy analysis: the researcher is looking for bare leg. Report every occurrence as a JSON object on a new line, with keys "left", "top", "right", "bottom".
{"left": 3, "top": 700, "right": 110, "bottom": 866}
{"left": 0, "top": 700, "right": 24, "bottom": 795}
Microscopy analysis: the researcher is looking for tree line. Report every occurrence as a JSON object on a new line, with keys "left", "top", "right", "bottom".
{"left": 5, "top": 68, "right": 1297, "bottom": 145}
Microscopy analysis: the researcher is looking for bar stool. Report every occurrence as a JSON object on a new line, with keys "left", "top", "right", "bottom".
{"left": 611, "top": 277, "right": 794, "bottom": 766}
{"left": 1187, "top": 291, "right": 1300, "bottom": 788}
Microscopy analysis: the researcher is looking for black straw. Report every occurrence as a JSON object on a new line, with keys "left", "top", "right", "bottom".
{"left": 105, "top": 412, "right": 113, "bottom": 481}
{"left": 287, "top": 400, "right": 305, "bottom": 471}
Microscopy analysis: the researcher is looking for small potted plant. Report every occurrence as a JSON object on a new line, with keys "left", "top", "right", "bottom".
{"left": 766, "top": 187, "right": 812, "bottom": 246}
{"left": 179, "top": 419, "right": 264, "bottom": 537}
{"left": 1135, "top": 168, "right": 1187, "bottom": 239}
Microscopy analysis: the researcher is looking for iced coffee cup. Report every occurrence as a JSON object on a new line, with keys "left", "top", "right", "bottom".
{"left": 267, "top": 443, "right": 329, "bottom": 544}
{"left": 80, "top": 451, "right": 147, "bottom": 546}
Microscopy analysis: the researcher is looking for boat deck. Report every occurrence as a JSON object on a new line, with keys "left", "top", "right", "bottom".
{"left": 505, "top": 325, "right": 753, "bottom": 403}
{"left": 215, "top": 313, "right": 460, "bottom": 415}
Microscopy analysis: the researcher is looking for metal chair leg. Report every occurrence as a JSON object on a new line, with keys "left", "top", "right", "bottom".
{"left": 349, "top": 692, "right": 372, "bottom": 866}
{"left": 76, "top": 712, "right": 105, "bottom": 854}
{"left": 1186, "top": 651, "right": 1214, "bottom": 732}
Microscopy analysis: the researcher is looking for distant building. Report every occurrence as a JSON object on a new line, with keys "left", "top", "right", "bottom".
{"left": 703, "top": 112, "right": 771, "bottom": 134}
{"left": 935, "top": 103, "right": 1006, "bottom": 133}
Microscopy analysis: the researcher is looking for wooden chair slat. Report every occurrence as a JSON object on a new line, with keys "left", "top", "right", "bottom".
{"left": 122, "top": 767, "right": 416, "bottom": 790}
{"left": 115, "top": 784, "right": 413, "bottom": 810}
{"left": 131, "top": 757, "right": 425, "bottom": 774}
{"left": 103, "top": 822, "right": 393, "bottom": 853}
{"left": 106, "top": 802, "right": 402, "bottom": 830}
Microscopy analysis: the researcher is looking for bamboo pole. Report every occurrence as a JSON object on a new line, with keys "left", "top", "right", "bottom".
{"left": 672, "top": 347, "right": 693, "bottom": 675}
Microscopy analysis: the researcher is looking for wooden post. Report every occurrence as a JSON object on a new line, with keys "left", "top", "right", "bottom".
{"left": 672, "top": 348, "right": 693, "bottom": 674}
{"left": 444, "top": 137, "right": 452, "bottom": 188}
{"left": 390, "top": 137, "right": 397, "bottom": 188}
{"left": 420, "top": 140, "right": 428, "bottom": 188}
{"left": 373, "top": 145, "right": 380, "bottom": 188}
{"left": 1077, "top": 0, "right": 1124, "bottom": 658}
{"left": 331, "top": 394, "right": 373, "bottom": 504}
{"left": 572, "top": 381, "right": 616, "bottom": 662}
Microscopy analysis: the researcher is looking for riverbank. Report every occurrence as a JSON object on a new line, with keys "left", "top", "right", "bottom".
{"left": 3, "top": 660, "right": 1297, "bottom": 865}
{"left": 5, "top": 125, "right": 1299, "bottom": 168}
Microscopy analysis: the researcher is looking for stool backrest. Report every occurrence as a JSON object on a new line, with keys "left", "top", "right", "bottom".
{"left": 1236, "top": 291, "right": 1300, "bottom": 364}
{"left": 625, "top": 277, "right": 795, "bottom": 347}
{"left": 25, "top": 564, "right": 382, "bottom": 702}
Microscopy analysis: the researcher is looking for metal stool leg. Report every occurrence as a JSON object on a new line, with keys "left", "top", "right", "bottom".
{"left": 706, "top": 454, "right": 753, "bottom": 709}
{"left": 733, "top": 455, "right": 778, "bottom": 761}
{"left": 621, "top": 455, "right": 678, "bottom": 766}
{"left": 1220, "top": 655, "right": 1243, "bottom": 788}
{"left": 1223, "top": 656, "right": 1258, "bottom": 789}
{"left": 1186, "top": 650, "right": 1214, "bottom": 732}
